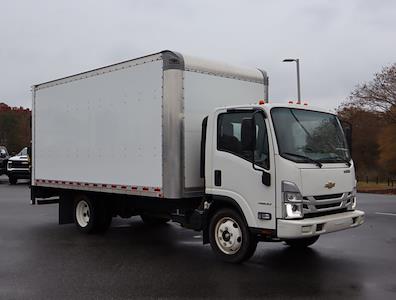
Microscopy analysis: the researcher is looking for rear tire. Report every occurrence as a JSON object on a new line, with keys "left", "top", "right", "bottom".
{"left": 209, "top": 208, "right": 257, "bottom": 263}
{"left": 9, "top": 176, "right": 17, "bottom": 185}
{"left": 74, "top": 195, "right": 112, "bottom": 234}
{"left": 284, "top": 235, "right": 320, "bottom": 248}
{"left": 140, "top": 214, "right": 170, "bottom": 225}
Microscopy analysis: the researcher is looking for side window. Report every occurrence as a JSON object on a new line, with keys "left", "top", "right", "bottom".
{"left": 217, "top": 112, "right": 270, "bottom": 169}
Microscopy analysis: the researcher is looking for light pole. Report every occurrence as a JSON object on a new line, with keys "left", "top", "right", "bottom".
{"left": 283, "top": 58, "right": 301, "bottom": 104}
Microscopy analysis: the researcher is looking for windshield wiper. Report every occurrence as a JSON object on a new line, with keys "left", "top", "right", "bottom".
{"left": 282, "top": 152, "right": 323, "bottom": 168}
{"left": 325, "top": 155, "right": 352, "bottom": 167}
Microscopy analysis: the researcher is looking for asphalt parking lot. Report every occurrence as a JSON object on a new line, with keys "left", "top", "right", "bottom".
{"left": 0, "top": 175, "right": 395, "bottom": 299}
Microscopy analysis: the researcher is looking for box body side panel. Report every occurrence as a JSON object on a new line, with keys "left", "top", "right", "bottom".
{"left": 183, "top": 71, "right": 265, "bottom": 191}
{"left": 33, "top": 60, "right": 163, "bottom": 189}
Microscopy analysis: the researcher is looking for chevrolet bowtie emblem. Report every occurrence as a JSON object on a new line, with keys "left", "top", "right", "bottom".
{"left": 325, "top": 181, "right": 336, "bottom": 189}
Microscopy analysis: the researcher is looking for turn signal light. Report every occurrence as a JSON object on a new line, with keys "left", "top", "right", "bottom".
{"left": 288, "top": 100, "right": 293, "bottom": 104}
{"left": 258, "top": 99, "right": 265, "bottom": 105}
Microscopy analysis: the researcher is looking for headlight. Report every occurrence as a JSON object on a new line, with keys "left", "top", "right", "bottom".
{"left": 282, "top": 181, "right": 304, "bottom": 219}
{"left": 285, "top": 202, "right": 303, "bottom": 219}
{"left": 351, "top": 196, "right": 357, "bottom": 210}
{"left": 285, "top": 192, "right": 302, "bottom": 203}
{"left": 349, "top": 185, "right": 357, "bottom": 210}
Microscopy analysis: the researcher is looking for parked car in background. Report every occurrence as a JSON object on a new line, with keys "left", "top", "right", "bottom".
{"left": 0, "top": 146, "right": 10, "bottom": 176}
{"left": 7, "top": 147, "right": 30, "bottom": 184}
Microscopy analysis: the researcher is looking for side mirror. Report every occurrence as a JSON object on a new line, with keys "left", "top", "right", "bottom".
{"left": 242, "top": 114, "right": 271, "bottom": 187}
{"left": 341, "top": 121, "right": 352, "bottom": 154}
{"left": 241, "top": 118, "right": 256, "bottom": 151}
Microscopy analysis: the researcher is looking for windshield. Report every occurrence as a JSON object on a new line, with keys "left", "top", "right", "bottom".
{"left": 271, "top": 108, "right": 350, "bottom": 164}
{"left": 17, "top": 147, "right": 28, "bottom": 156}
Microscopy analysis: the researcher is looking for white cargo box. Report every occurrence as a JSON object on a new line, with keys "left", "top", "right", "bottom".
{"left": 32, "top": 50, "right": 268, "bottom": 199}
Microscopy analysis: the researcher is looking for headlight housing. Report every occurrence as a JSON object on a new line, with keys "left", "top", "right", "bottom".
{"left": 349, "top": 185, "right": 357, "bottom": 210}
{"left": 351, "top": 197, "right": 357, "bottom": 210}
{"left": 282, "top": 181, "right": 304, "bottom": 219}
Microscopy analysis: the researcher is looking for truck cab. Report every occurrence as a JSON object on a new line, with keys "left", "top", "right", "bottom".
{"left": 202, "top": 102, "right": 364, "bottom": 262}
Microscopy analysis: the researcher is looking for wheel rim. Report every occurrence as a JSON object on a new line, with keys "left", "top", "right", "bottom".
{"left": 215, "top": 217, "right": 243, "bottom": 255}
{"left": 76, "top": 200, "right": 90, "bottom": 227}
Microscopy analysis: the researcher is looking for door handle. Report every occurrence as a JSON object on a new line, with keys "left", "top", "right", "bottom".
{"left": 214, "top": 170, "right": 221, "bottom": 186}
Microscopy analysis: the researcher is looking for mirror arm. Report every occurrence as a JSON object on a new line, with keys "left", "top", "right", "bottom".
{"left": 250, "top": 111, "right": 271, "bottom": 186}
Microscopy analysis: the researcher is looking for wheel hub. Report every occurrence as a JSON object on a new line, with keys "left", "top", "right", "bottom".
{"left": 76, "top": 200, "right": 90, "bottom": 228}
{"left": 215, "top": 217, "right": 242, "bottom": 255}
{"left": 223, "top": 231, "right": 231, "bottom": 241}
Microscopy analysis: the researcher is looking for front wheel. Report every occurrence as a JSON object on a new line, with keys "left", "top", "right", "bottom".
{"left": 209, "top": 208, "right": 257, "bottom": 263}
{"left": 284, "top": 235, "right": 320, "bottom": 248}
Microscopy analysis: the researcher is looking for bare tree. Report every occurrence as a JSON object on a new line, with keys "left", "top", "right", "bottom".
{"left": 344, "top": 63, "right": 396, "bottom": 123}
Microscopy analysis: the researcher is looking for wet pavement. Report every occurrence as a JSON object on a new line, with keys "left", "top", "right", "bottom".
{"left": 0, "top": 175, "right": 395, "bottom": 299}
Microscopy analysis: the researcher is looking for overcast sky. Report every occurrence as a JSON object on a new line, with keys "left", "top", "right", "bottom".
{"left": 1, "top": 0, "right": 395, "bottom": 110}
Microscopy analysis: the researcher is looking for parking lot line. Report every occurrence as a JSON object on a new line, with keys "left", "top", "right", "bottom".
{"left": 375, "top": 212, "right": 396, "bottom": 217}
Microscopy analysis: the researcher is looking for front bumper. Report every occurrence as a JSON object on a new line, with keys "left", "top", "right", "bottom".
{"left": 7, "top": 168, "right": 30, "bottom": 179}
{"left": 277, "top": 210, "right": 365, "bottom": 239}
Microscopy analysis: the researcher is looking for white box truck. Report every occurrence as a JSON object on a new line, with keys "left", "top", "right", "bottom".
{"left": 31, "top": 50, "right": 364, "bottom": 263}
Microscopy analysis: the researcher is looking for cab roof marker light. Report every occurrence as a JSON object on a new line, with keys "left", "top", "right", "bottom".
{"left": 288, "top": 100, "right": 293, "bottom": 104}
{"left": 303, "top": 102, "right": 308, "bottom": 106}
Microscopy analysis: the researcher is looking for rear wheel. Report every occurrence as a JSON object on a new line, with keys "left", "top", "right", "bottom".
{"left": 74, "top": 195, "right": 112, "bottom": 233}
{"left": 9, "top": 176, "right": 17, "bottom": 185}
{"left": 140, "top": 214, "right": 170, "bottom": 225}
{"left": 284, "top": 235, "right": 320, "bottom": 248}
{"left": 209, "top": 208, "right": 257, "bottom": 263}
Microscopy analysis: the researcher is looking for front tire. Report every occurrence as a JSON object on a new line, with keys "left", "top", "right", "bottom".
{"left": 209, "top": 208, "right": 257, "bottom": 263}
{"left": 284, "top": 235, "right": 320, "bottom": 248}
{"left": 9, "top": 176, "right": 17, "bottom": 185}
{"left": 74, "top": 195, "right": 112, "bottom": 234}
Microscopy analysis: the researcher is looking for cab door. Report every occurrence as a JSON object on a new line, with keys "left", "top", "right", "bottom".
{"left": 206, "top": 109, "right": 276, "bottom": 229}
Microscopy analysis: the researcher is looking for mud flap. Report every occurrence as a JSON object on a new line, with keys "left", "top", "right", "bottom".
{"left": 59, "top": 194, "right": 74, "bottom": 224}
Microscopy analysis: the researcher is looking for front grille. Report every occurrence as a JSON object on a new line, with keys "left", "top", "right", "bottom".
{"left": 303, "top": 192, "right": 353, "bottom": 215}
{"left": 313, "top": 193, "right": 343, "bottom": 200}
{"left": 315, "top": 202, "right": 342, "bottom": 209}
{"left": 9, "top": 161, "right": 29, "bottom": 169}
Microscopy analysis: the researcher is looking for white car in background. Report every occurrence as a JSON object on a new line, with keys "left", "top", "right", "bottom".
{"left": 7, "top": 147, "right": 30, "bottom": 185}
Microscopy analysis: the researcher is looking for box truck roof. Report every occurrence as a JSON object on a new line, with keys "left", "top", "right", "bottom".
{"left": 33, "top": 50, "right": 267, "bottom": 91}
